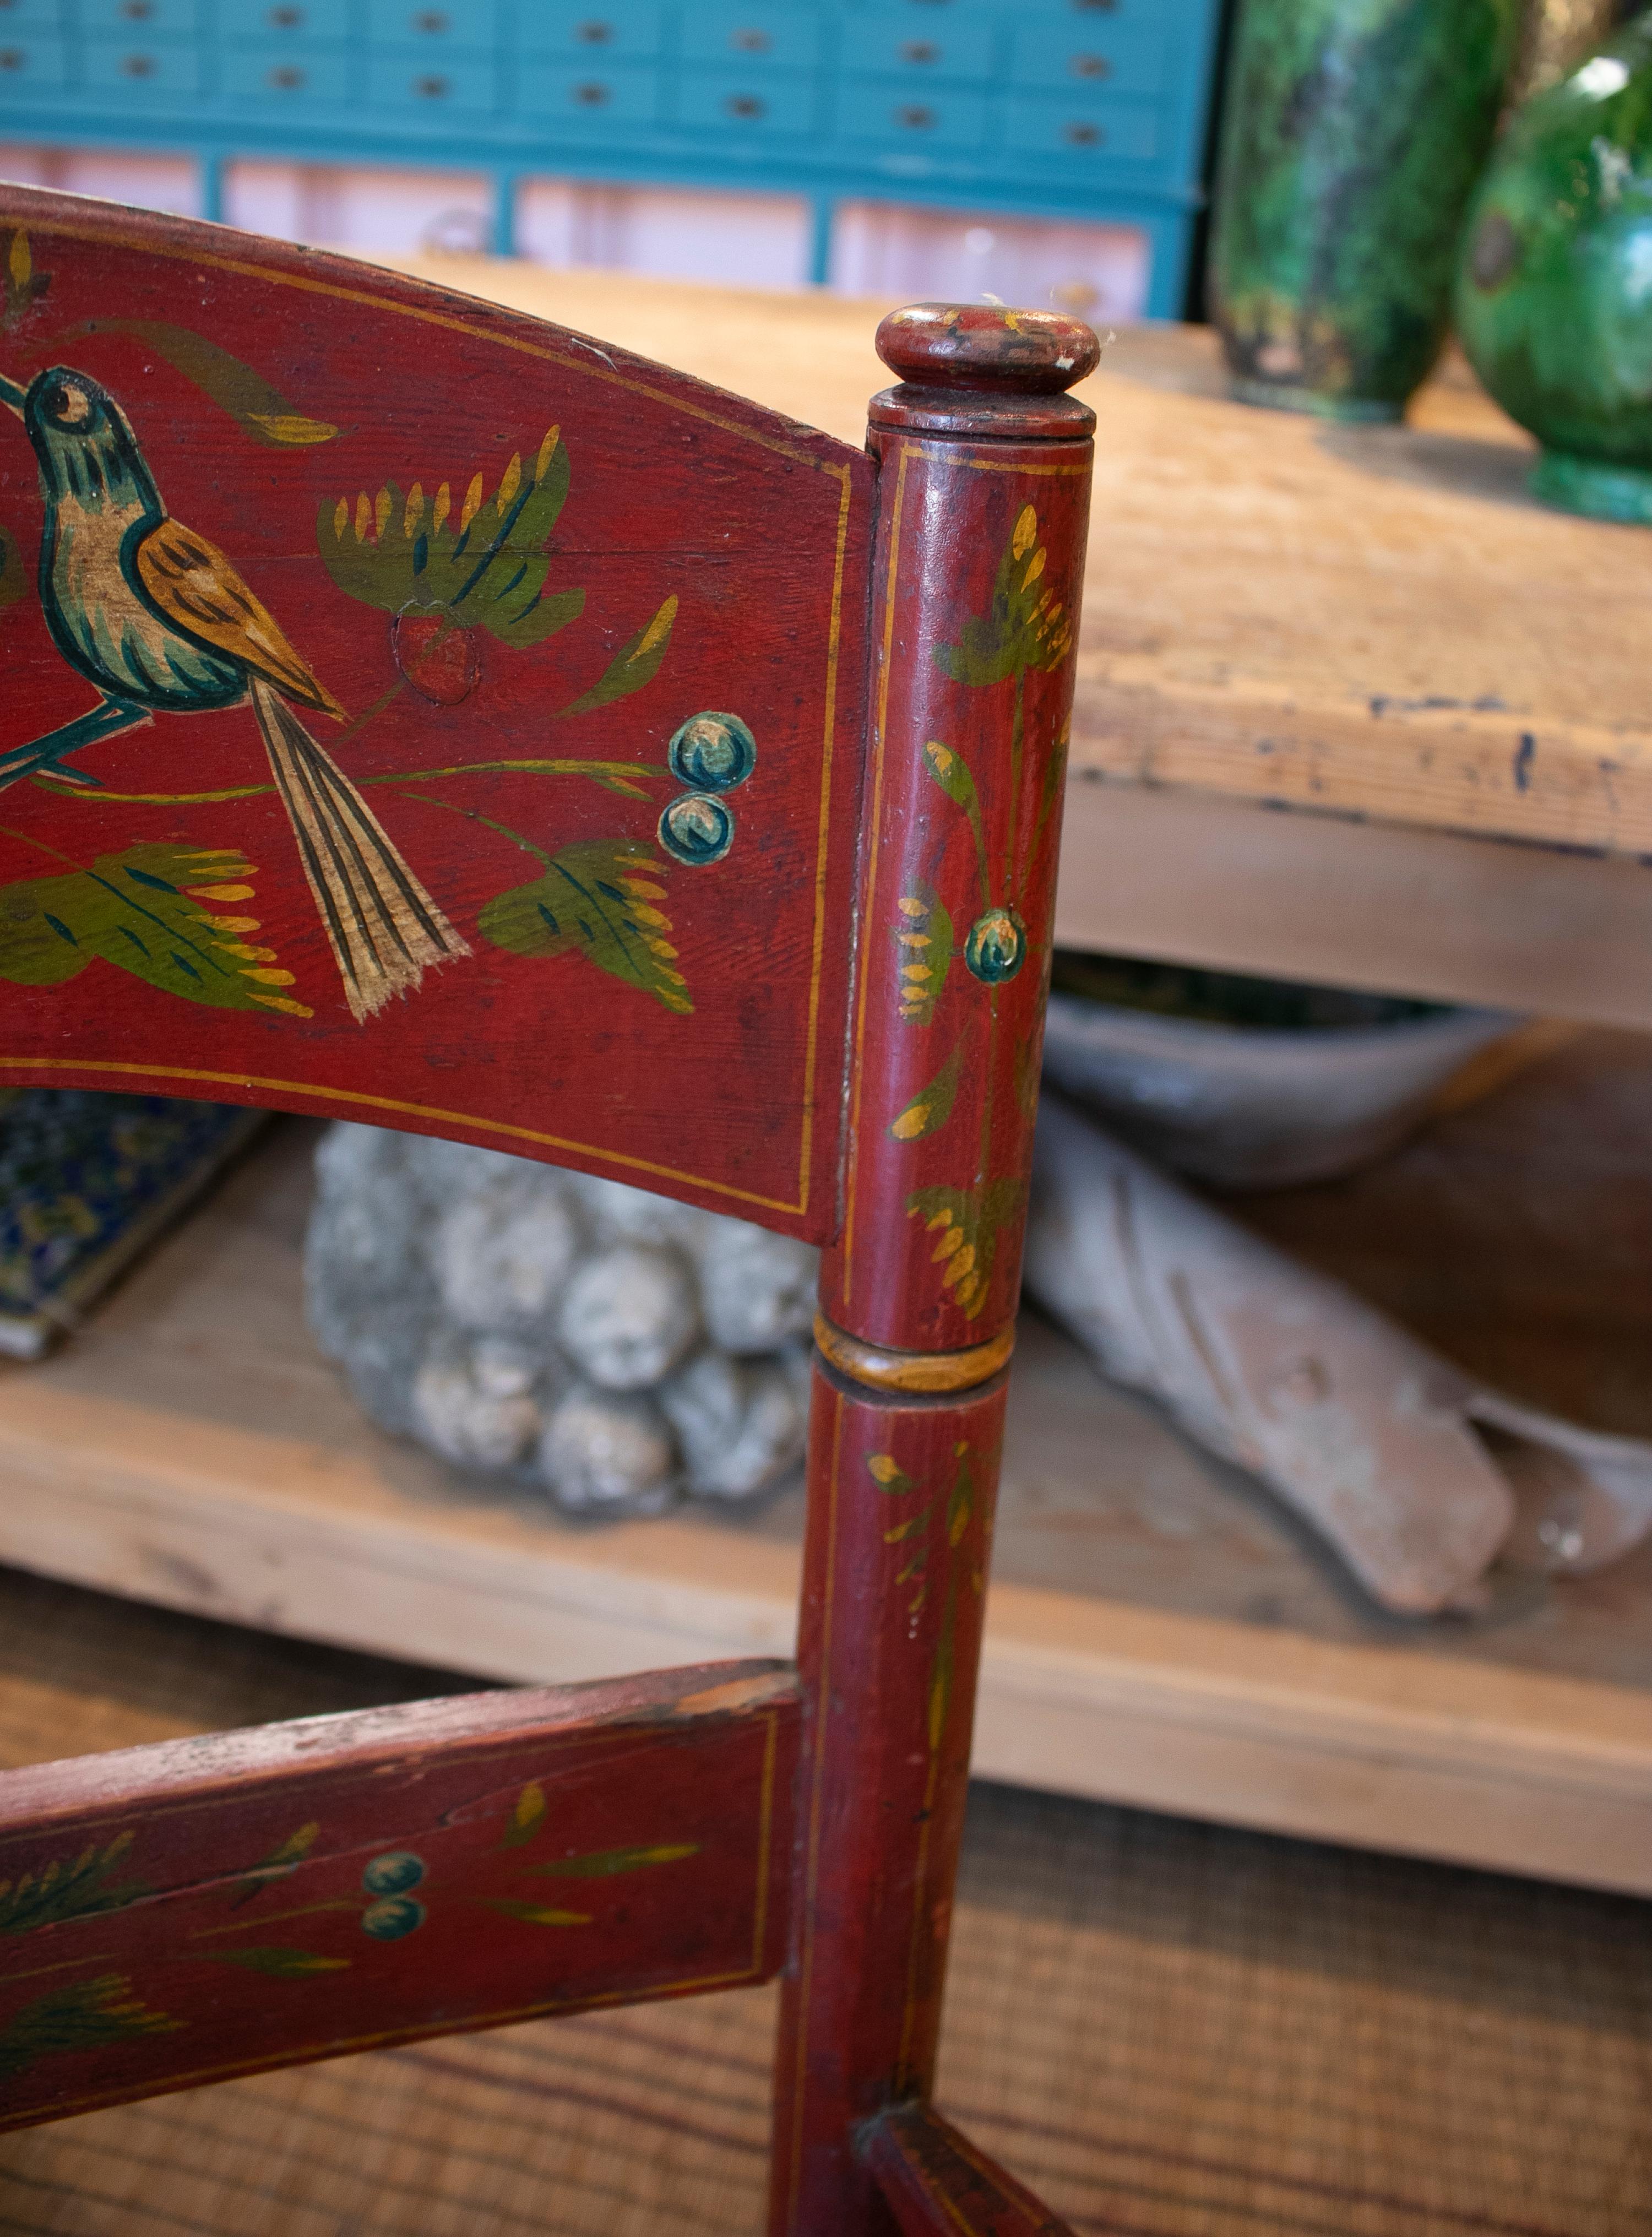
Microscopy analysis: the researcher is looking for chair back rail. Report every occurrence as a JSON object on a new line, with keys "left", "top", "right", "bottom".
{"left": 0, "top": 1660, "right": 796, "bottom": 2130}
{"left": 0, "top": 186, "right": 872, "bottom": 1241}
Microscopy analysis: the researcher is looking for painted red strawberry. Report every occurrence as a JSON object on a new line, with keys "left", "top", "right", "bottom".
{"left": 393, "top": 606, "right": 480, "bottom": 705}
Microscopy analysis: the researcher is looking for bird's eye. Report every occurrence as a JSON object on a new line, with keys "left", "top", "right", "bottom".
{"left": 49, "top": 383, "right": 91, "bottom": 427}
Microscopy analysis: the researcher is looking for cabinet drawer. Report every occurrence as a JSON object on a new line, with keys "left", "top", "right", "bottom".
{"left": 221, "top": 0, "right": 352, "bottom": 44}
{"left": 846, "top": 0, "right": 996, "bottom": 15}
{"left": 366, "top": 52, "right": 496, "bottom": 112}
{"left": 520, "top": 59, "right": 661, "bottom": 128}
{"left": 676, "top": 66, "right": 819, "bottom": 135}
{"left": 1004, "top": 92, "right": 1159, "bottom": 163}
{"left": 367, "top": 0, "right": 494, "bottom": 53}
{"left": 845, "top": 18, "right": 995, "bottom": 83}
{"left": 681, "top": 6, "right": 823, "bottom": 72}
{"left": 84, "top": 39, "right": 202, "bottom": 94}
{"left": 225, "top": 42, "right": 350, "bottom": 101}
{"left": 0, "top": 0, "right": 64, "bottom": 26}
{"left": 1017, "top": 0, "right": 1180, "bottom": 21}
{"left": 835, "top": 74, "right": 989, "bottom": 153}
{"left": 522, "top": 2, "right": 665, "bottom": 62}
{"left": 0, "top": 32, "right": 64, "bottom": 91}
{"left": 1009, "top": 24, "right": 1164, "bottom": 95}
{"left": 83, "top": 0, "right": 199, "bottom": 33}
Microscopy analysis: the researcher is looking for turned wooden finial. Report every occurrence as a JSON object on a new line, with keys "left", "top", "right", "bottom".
{"left": 876, "top": 302, "right": 1102, "bottom": 391}
{"left": 870, "top": 303, "right": 1100, "bottom": 437}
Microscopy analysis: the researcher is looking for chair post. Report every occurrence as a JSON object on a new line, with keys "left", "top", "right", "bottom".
{"left": 769, "top": 305, "right": 1099, "bottom": 2236}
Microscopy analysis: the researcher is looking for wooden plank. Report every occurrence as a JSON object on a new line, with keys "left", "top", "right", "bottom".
{"left": 865, "top": 2103, "right": 1079, "bottom": 2237}
{"left": 0, "top": 1659, "right": 796, "bottom": 2131}
{"left": 397, "top": 262, "right": 1652, "bottom": 866}
{"left": 0, "top": 191, "right": 872, "bottom": 1240}
{"left": 1052, "top": 780, "right": 1652, "bottom": 1033}
{"left": 0, "top": 1113, "right": 1648, "bottom": 1897}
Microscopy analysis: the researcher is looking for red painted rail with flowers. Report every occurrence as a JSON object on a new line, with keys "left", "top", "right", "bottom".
{"left": 0, "top": 189, "right": 870, "bottom": 1240}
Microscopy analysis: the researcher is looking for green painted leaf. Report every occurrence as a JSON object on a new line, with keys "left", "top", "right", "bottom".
{"left": 0, "top": 844, "right": 313, "bottom": 1018}
{"left": 922, "top": 740, "right": 981, "bottom": 823}
{"left": 906, "top": 1177, "right": 1026, "bottom": 1322}
{"left": 947, "top": 1446, "right": 977, "bottom": 1549}
{"left": 479, "top": 840, "right": 692, "bottom": 1016}
{"left": 0, "top": 1973, "right": 178, "bottom": 2084}
{"left": 528, "top": 1844, "right": 699, "bottom": 1879}
{"left": 1, "top": 227, "right": 50, "bottom": 336}
{"left": 894, "top": 887, "right": 953, "bottom": 1027}
{"left": 0, "top": 520, "right": 27, "bottom": 615}
{"left": 230, "top": 1820, "right": 321, "bottom": 1908}
{"left": 921, "top": 741, "right": 987, "bottom": 876}
{"left": 200, "top": 1947, "right": 350, "bottom": 1978}
{"left": 61, "top": 319, "right": 336, "bottom": 443}
{"left": 558, "top": 596, "right": 679, "bottom": 719}
{"left": 499, "top": 1782, "right": 548, "bottom": 1849}
{"left": 0, "top": 1833, "right": 150, "bottom": 1937}
{"left": 889, "top": 1044, "right": 964, "bottom": 1144}
{"left": 866, "top": 1454, "right": 916, "bottom": 1496}
{"left": 481, "top": 1899, "right": 594, "bottom": 1927}
{"left": 317, "top": 431, "right": 584, "bottom": 647}
{"left": 934, "top": 504, "right": 1075, "bottom": 688}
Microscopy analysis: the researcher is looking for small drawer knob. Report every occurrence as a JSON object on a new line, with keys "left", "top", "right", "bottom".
{"left": 1070, "top": 52, "right": 1110, "bottom": 79}
{"left": 414, "top": 71, "right": 448, "bottom": 95}
{"left": 1063, "top": 118, "right": 1104, "bottom": 146}
{"left": 120, "top": 0, "right": 155, "bottom": 18}
{"left": 0, "top": 47, "right": 20, "bottom": 68}
{"left": 574, "top": 19, "right": 612, "bottom": 41}
{"left": 412, "top": 8, "right": 448, "bottom": 30}
{"left": 900, "top": 39, "right": 939, "bottom": 64}
{"left": 897, "top": 102, "right": 936, "bottom": 129}
{"left": 121, "top": 50, "right": 156, "bottom": 75}
{"left": 572, "top": 78, "right": 609, "bottom": 104}
{"left": 270, "top": 5, "right": 304, "bottom": 24}
{"left": 730, "top": 26, "right": 770, "bottom": 52}
{"left": 269, "top": 63, "right": 306, "bottom": 88}
{"left": 725, "top": 91, "right": 766, "bottom": 118}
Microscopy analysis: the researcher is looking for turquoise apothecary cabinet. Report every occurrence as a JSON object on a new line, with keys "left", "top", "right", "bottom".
{"left": 0, "top": 0, "right": 1225, "bottom": 314}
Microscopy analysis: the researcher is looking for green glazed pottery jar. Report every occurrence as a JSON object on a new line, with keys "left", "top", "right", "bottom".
{"left": 1210, "top": 0, "right": 1521, "bottom": 421}
{"left": 1457, "top": 19, "right": 1652, "bottom": 523}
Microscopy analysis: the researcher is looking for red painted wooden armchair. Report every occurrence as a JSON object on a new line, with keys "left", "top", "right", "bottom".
{"left": 0, "top": 184, "right": 1096, "bottom": 2235}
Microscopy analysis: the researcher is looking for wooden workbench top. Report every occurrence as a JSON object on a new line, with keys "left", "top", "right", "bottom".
{"left": 401, "top": 257, "right": 1652, "bottom": 861}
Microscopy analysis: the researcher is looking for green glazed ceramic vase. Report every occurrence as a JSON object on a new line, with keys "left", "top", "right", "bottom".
{"left": 1457, "top": 20, "right": 1652, "bottom": 523}
{"left": 1210, "top": 0, "right": 1521, "bottom": 421}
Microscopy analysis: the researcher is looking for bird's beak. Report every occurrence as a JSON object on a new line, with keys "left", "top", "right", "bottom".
{"left": 0, "top": 375, "right": 23, "bottom": 421}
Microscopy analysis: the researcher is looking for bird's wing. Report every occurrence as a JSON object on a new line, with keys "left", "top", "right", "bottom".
{"left": 135, "top": 517, "right": 346, "bottom": 719}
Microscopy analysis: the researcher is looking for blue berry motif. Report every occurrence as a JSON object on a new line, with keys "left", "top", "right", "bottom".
{"left": 361, "top": 1896, "right": 426, "bottom": 1941}
{"left": 964, "top": 905, "right": 1027, "bottom": 985}
{"left": 667, "top": 712, "right": 756, "bottom": 794}
{"left": 361, "top": 1851, "right": 425, "bottom": 1896}
{"left": 659, "top": 792, "right": 735, "bottom": 866}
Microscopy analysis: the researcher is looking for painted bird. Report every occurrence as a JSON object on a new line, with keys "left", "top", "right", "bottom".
{"left": 2, "top": 364, "right": 469, "bottom": 1022}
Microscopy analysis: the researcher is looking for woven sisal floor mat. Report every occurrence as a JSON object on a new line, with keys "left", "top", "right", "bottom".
{"left": 0, "top": 1566, "right": 1646, "bottom": 2236}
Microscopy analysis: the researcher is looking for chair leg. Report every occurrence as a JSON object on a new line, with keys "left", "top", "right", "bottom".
{"left": 769, "top": 303, "right": 1097, "bottom": 2233}
{"left": 767, "top": 1356, "right": 1009, "bottom": 2236}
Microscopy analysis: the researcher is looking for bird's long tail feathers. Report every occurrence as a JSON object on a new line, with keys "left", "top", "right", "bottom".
{"left": 250, "top": 677, "right": 470, "bottom": 1023}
